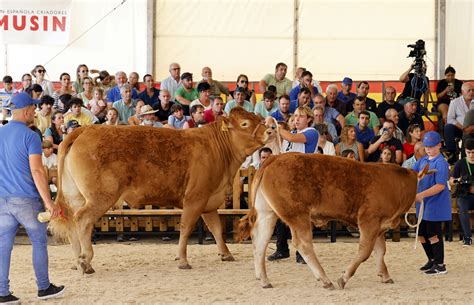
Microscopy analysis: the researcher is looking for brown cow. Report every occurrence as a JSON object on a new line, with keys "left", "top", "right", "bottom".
{"left": 50, "top": 107, "right": 275, "bottom": 274}
{"left": 239, "top": 153, "right": 428, "bottom": 289}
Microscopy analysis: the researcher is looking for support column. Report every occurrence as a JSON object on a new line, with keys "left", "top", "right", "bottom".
{"left": 435, "top": 0, "right": 446, "bottom": 79}
{"left": 146, "top": 0, "right": 155, "bottom": 75}
{"left": 293, "top": 0, "right": 299, "bottom": 76}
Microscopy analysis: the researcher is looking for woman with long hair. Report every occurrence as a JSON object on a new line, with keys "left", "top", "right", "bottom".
{"left": 44, "top": 112, "right": 65, "bottom": 152}
{"left": 52, "top": 73, "right": 74, "bottom": 109}
{"left": 227, "top": 74, "right": 256, "bottom": 106}
{"left": 72, "top": 64, "right": 90, "bottom": 94}
{"left": 335, "top": 125, "right": 365, "bottom": 161}
{"left": 403, "top": 123, "right": 422, "bottom": 160}
{"left": 31, "top": 64, "right": 54, "bottom": 97}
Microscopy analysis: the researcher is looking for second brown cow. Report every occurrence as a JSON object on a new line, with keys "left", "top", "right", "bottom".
{"left": 240, "top": 153, "right": 424, "bottom": 289}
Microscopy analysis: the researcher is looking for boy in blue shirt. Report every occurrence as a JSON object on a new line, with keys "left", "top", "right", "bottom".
{"left": 413, "top": 131, "right": 451, "bottom": 275}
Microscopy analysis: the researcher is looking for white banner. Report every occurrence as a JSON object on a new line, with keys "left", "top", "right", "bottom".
{"left": 0, "top": 0, "right": 72, "bottom": 45}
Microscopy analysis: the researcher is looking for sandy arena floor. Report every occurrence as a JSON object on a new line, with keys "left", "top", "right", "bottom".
{"left": 7, "top": 236, "right": 474, "bottom": 304}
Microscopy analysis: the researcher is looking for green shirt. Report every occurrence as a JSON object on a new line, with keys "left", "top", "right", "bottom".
{"left": 174, "top": 86, "right": 199, "bottom": 102}
{"left": 345, "top": 110, "right": 380, "bottom": 130}
{"left": 262, "top": 74, "right": 292, "bottom": 97}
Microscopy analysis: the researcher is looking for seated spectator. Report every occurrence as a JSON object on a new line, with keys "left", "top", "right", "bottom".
{"left": 18, "top": 73, "right": 33, "bottom": 93}
{"left": 259, "top": 62, "right": 292, "bottom": 97}
{"left": 312, "top": 106, "right": 337, "bottom": 143}
{"left": 289, "top": 87, "right": 313, "bottom": 113}
{"left": 44, "top": 112, "right": 65, "bottom": 153}
{"left": 255, "top": 147, "right": 273, "bottom": 169}
{"left": 89, "top": 87, "right": 107, "bottom": 122}
{"left": 271, "top": 95, "right": 291, "bottom": 123}
{"left": 129, "top": 72, "right": 140, "bottom": 92}
{"left": 1, "top": 75, "right": 17, "bottom": 120}
{"left": 191, "top": 82, "right": 212, "bottom": 110}
{"left": 200, "top": 67, "right": 229, "bottom": 97}
{"left": 402, "top": 142, "right": 425, "bottom": 169}
{"left": 228, "top": 74, "right": 256, "bottom": 106}
{"left": 31, "top": 64, "right": 54, "bottom": 96}
{"left": 183, "top": 105, "right": 206, "bottom": 129}
{"left": 139, "top": 105, "right": 163, "bottom": 128}
{"left": 26, "top": 84, "right": 43, "bottom": 99}
{"left": 254, "top": 90, "right": 278, "bottom": 119}
{"left": 64, "top": 97, "right": 93, "bottom": 126}
{"left": 77, "top": 76, "right": 94, "bottom": 108}
{"left": 42, "top": 140, "right": 58, "bottom": 186}
{"left": 379, "top": 146, "right": 396, "bottom": 164}
{"left": 349, "top": 81, "right": 377, "bottom": 113}
{"left": 153, "top": 89, "right": 174, "bottom": 124}
{"left": 380, "top": 108, "right": 405, "bottom": 143}
{"left": 341, "top": 149, "right": 356, "bottom": 160}
{"left": 314, "top": 123, "right": 336, "bottom": 156}
{"left": 289, "top": 70, "right": 319, "bottom": 101}
{"left": 167, "top": 104, "right": 189, "bottom": 129}
{"left": 66, "top": 119, "right": 81, "bottom": 135}
{"left": 376, "top": 86, "right": 403, "bottom": 120}
{"left": 325, "top": 84, "right": 348, "bottom": 116}
{"left": 367, "top": 120, "right": 403, "bottom": 164}
{"left": 337, "top": 77, "right": 356, "bottom": 105}
{"left": 397, "top": 96, "right": 425, "bottom": 136}
{"left": 161, "top": 63, "right": 181, "bottom": 101}
{"left": 313, "top": 93, "right": 345, "bottom": 129}
{"left": 52, "top": 73, "right": 74, "bottom": 109}
{"left": 72, "top": 64, "right": 90, "bottom": 94}
{"left": 203, "top": 96, "right": 225, "bottom": 123}
{"left": 291, "top": 67, "right": 305, "bottom": 88}
{"left": 138, "top": 74, "right": 160, "bottom": 106}
{"left": 103, "top": 108, "right": 120, "bottom": 126}
{"left": 34, "top": 95, "right": 54, "bottom": 134}
{"left": 436, "top": 66, "right": 463, "bottom": 124}
{"left": 107, "top": 71, "right": 138, "bottom": 104}
{"left": 345, "top": 96, "right": 380, "bottom": 134}
{"left": 335, "top": 126, "right": 364, "bottom": 161}
{"left": 224, "top": 87, "right": 254, "bottom": 114}
{"left": 127, "top": 100, "right": 146, "bottom": 125}
{"left": 444, "top": 82, "right": 474, "bottom": 163}
{"left": 449, "top": 138, "right": 474, "bottom": 246}
{"left": 112, "top": 84, "right": 137, "bottom": 125}
{"left": 174, "top": 72, "right": 198, "bottom": 116}
{"left": 403, "top": 124, "right": 422, "bottom": 160}
{"left": 93, "top": 70, "right": 114, "bottom": 97}
{"left": 354, "top": 110, "right": 375, "bottom": 150}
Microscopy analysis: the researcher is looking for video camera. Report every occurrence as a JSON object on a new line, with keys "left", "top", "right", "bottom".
{"left": 453, "top": 176, "right": 474, "bottom": 198}
{"left": 407, "top": 39, "right": 426, "bottom": 76}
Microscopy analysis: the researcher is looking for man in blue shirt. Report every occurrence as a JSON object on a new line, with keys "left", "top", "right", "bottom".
{"left": 106, "top": 71, "right": 138, "bottom": 104}
{"left": 137, "top": 74, "right": 160, "bottom": 106}
{"left": 354, "top": 110, "right": 375, "bottom": 149}
{"left": 413, "top": 131, "right": 451, "bottom": 275}
{"left": 271, "top": 95, "right": 292, "bottom": 123}
{"left": 289, "top": 70, "right": 319, "bottom": 101}
{"left": 337, "top": 77, "right": 357, "bottom": 105}
{"left": 0, "top": 93, "right": 65, "bottom": 303}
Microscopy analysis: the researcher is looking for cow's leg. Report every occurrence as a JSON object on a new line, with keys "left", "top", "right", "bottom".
{"left": 289, "top": 220, "right": 334, "bottom": 290}
{"left": 68, "top": 223, "right": 82, "bottom": 270}
{"left": 252, "top": 189, "right": 278, "bottom": 288}
{"left": 338, "top": 220, "right": 380, "bottom": 289}
{"left": 176, "top": 204, "right": 205, "bottom": 269}
{"left": 374, "top": 232, "right": 393, "bottom": 284}
{"left": 201, "top": 211, "right": 234, "bottom": 261}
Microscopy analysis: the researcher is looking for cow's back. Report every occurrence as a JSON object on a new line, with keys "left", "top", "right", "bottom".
{"left": 259, "top": 153, "right": 418, "bottom": 226}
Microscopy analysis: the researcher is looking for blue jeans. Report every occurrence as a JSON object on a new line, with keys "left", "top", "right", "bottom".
{"left": 0, "top": 197, "right": 50, "bottom": 296}
{"left": 457, "top": 195, "right": 474, "bottom": 238}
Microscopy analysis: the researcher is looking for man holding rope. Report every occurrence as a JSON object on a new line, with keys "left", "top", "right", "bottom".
{"left": 412, "top": 131, "right": 451, "bottom": 275}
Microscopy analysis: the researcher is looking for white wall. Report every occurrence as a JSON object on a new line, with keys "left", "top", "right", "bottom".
{"left": 0, "top": 0, "right": 148, "bottom": 81}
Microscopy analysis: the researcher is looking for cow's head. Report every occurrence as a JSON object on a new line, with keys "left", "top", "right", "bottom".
{"left": 222, "top": 107, "right": 275, "bottom": 155}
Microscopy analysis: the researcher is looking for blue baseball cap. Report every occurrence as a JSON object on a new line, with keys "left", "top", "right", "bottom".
{"left": 10, "top": 92, "right": 40, "bottom": 110}
{"left": 422, "top": 131, "right": 441, "bottom": 147}
{"left": 342, "top": 77, "right": 353, "bottom": 85}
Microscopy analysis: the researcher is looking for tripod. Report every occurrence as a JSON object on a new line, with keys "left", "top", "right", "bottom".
{"left": 410, "top": 73, "right": 437, "bottom": 129}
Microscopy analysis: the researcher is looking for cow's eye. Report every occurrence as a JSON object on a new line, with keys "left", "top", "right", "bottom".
{"left": 240, "top": 120, "right": 249, "bottom": 128}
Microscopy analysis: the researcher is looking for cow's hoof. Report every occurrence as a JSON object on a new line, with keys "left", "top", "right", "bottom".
{"left": 80, "top": 262, "right": 95, "bottom": 274}
{"left": 71, "top": 265, "right": 77, "bottom": 270}
{"left": 178, "top": 263, "right": 192, "bottom": 270}
{"left": 220, "top": 254, "right": 235, "bottom": 262}
{"left": 84, "top": 266, "right": 95, "bottom": 274}
{"left": 382, "top": 278, "right": 394, "bottom": 284}
{"left": 323, "top": 282, "right": 335, "bottom": 290}
{"left": 337, "top": 277, "right": 346, "bottom": 289}
{"left": 262, "top": 283, "right": 273, "bottom": 289}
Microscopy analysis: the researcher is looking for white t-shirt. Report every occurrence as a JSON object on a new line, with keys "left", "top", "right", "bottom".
{"left": 42, "top": 153, "right": 57, "bottom": 169}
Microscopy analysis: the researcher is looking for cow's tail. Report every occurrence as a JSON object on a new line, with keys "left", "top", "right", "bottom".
{"left": 237, "top": 156, "right": 277, "bottom": 242}
{"left": 49, "top": 127, "right": 87, "bottom": 242}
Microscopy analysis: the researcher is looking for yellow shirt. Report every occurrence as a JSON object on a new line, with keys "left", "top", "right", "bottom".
{"left": 64, "top": 112, "right": 93, "bottom": 126}
{"left": 34, "top": 110, "right": 52, "bottom": 134}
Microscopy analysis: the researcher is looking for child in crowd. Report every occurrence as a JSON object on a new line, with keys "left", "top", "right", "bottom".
{"left": 1, "top": 75, "right": 17, "bottom": 120}
{"left": 341, "top": 149, "right": 356, "bottom": 160}
{"left": 167, "top": 104, "right": 189, "bottom": 129}
{"left": 103, "top": 108, "right": 119, "bottom": 126}
{"left": 42, "top": 140, "right": 57, "bottom": 186}
{"left": 413, "top": 131, "right": 451, "bottom": 275}
{"left": 88, "top": 87, "right": 107, "bottom": 122}
{"left": 379, "top": 147, "right": 396, "bottom": 164}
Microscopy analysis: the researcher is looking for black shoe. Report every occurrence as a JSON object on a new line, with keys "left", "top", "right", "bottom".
{"left": 37, "top": 284, "right": 66, "bottom": 300}
{"left": 425, "top": 264, "right": 447, "bottom": 275}
{"left": 419, "top": 260, "right": 434, "bottom": 271}
{"left": 296, "top": 253, "right": 307, "bottom": 264}
{"left": 0, "top": 293, "right": 20, "bottom": 305}
{"left": 267, "top": 251, "right": 290, "bottom": 261}
{"left": 116, "top": 234, "right": 125, "bottom": 242}
{"left": 463, "top": 237, "right": 472, "bottom": 247}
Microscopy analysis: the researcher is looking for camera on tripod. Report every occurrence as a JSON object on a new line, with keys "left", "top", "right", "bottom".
{"left": 407, "top": 39, "right": 426, "bottom": 76}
